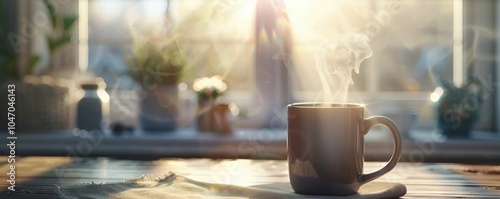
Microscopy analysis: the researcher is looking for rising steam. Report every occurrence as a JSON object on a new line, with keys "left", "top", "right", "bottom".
{"left": 315, "top": 32, "right": 372, "bottom": 105}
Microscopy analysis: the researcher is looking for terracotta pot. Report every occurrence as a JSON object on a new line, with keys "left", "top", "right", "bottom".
{"left": 196, "top": 99, "right": 232, "bottom": 134}
{"left": 212, "top": 104, "right": 233, "bottom": 134}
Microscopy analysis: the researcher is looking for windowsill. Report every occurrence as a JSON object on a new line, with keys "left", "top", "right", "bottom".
{"left": 2, "top": 128, "right": 499, "bottom": 163}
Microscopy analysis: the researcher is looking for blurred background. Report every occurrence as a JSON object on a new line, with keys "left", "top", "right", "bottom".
{"left": 1, "top": 0, "right": 499, "bottom": 161}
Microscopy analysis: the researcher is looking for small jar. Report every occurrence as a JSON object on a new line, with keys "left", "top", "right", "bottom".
{"left": 76, "top": 78, "right": 110, "bottom": 131}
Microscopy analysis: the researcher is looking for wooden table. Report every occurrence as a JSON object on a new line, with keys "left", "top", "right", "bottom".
{"left": 0, "top": 156, "right": 498, "bottom": 198}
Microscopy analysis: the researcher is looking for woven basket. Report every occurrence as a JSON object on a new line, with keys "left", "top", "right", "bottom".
{"left": 1, "top": 76, "right": 78, "bottom": 132}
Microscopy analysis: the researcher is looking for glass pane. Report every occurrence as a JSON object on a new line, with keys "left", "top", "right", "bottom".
{"left": 287, "top": 0, "right": 454, "bottom": 96}
{"left": 88, "top": 0, "right": 154, "bottom": 90}
{"left": 182, "top": 43, "right": 255, "bottom": 91}
{"left": 287, "top": 0, "right": 373, "bottom": 96}
{"left": 376, "top": 1, "right": 454, "bottom": 92}
{"left": 170, "top": 0, "right": 256, "bottom": 92}
{"left": 87, "top": 0, "right": 255, "bottom": 92}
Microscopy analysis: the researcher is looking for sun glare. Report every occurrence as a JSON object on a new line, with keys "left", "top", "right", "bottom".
{"left": 94, "top": 0, "right": 123, "bottom": 20}
{"left": 430, "top": 87, "right": 444, "bottom": 102}
{"left": 142, "top": 0, "right": 168, "bottom": 19}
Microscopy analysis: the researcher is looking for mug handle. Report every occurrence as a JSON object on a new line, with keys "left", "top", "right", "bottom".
{"left": 359, "top": 116, "right": 402, "bottom": 184}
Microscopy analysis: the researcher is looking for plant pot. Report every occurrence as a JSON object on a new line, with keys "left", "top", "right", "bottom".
{"left": 212, "top": 104, "right": 233, "bottom": 134}
{"left": 196, "top": 99, "right": 233, "bottom": 134}
{"left": 0, "top": 76, "right": 78, "bottom": 132}
{"left": 196, "top": 98, "right": 214, "bottom": 132}
{"left": 139, "top": 85, "right": 179, "bottom": 132}
{"left": 436, "top": 87, "right": 482, "bottom": 138}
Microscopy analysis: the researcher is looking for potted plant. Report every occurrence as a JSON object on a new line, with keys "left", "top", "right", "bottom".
{"left": 193, "top": 75, "right": 232, "bottom": 134}
{"left": 432, "top": 28, "right": 486, "bottom": 138}
{"left": 127, "top": 31, "right": 186, "bottom": 132}
{"left": 0, "top": 0, "right": 78, "bottom": 132}
{"left": 435, "top": 66, "right": 483, "bottom": 138}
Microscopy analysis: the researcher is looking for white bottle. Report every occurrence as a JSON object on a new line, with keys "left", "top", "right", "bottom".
{"left": 76, "top": 78, "right": 110, "bottom": 131}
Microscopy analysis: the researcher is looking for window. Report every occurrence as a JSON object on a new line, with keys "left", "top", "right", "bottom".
{"left": 287, "top": 1, "right": 451, "bottom": 131}
{"left": 286, "top": 0, "right": 497, "bottom": 133}
{"left": 84, "top": 0, "right": 261, "bottom": 126}
{"left": 2, "top": 0, "right": 499, "bottom": 162}
{"left": 289, "top": 1, "right": 454, "bottom": 95}
{"left": 0, "top": 0, "right": 481, "bottom": 134}
{"left": 80, "top": 0, "right": 498, "bottom": 132}
{"left": 85, "top": 0, "right": 255, "bottom": 91}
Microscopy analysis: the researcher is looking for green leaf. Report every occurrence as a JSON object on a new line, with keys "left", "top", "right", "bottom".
{"left": 57, "top": 34, "right": 72, "bottom": 47}
{"left": 43, "top": 0, "right": 57, "bottom": 28}
{"left": 48, "top": 34, "right": 71, "bottom": 53}
{"left": 26, "top": 55, "right": 40, "bottom": 75}
{"left": 47, "top": 37, "right": 56, "bottom": 52}
{"left": 63, "top": 14, "right": 78, "bottom": 32}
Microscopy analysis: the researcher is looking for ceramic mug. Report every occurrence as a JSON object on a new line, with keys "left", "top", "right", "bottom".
{"left": 287, "top": 103, "right": 402, "bottom": 196}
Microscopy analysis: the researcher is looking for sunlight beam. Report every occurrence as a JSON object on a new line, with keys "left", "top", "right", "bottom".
{"left": 453, "top": 0, "right": 463, "bottom": 87}
{"left": 79, "top": 0, "right": 89, "bottom": 72}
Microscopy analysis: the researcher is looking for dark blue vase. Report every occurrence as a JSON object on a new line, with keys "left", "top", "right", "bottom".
{"left": 139, "top": 85, "right": 178, "bottom": 132}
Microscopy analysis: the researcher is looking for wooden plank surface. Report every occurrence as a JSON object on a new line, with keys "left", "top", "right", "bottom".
{"left": 0, "top": 157, "right": 499, "bottom": 198}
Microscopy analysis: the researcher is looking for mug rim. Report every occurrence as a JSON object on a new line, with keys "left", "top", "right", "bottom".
{"left": 288, "top": 102, "right": 364, "bottom": 108}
